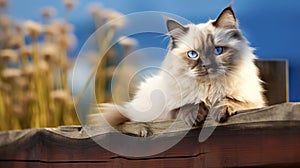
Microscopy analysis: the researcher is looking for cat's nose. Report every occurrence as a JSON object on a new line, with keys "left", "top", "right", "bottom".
{"left": 201, "top": 59, "right": 211, "bottom": 68}
{"left": 202, "top": 64, "right": 214, "bottom": 70}
{"left": 202, "top": 64, "right": 209, "bottom": 69}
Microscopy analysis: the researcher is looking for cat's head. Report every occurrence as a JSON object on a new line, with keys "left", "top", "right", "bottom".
{"left": 166, "top": 6, "right": 254, "bottom": 79}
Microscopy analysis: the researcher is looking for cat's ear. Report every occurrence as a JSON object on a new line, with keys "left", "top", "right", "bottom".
{"left": 213, "top": 6, "right": 238, "bottom": 29}
{"left": 165, "top": 17, "right": 189, "bottom": 37}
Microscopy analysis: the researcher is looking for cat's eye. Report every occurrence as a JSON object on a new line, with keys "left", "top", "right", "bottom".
{"left": 187, "top": 50, "right": 198, "bottom": 58}
{"left": 214, "top": 47, "right": 224, "bottom": 55}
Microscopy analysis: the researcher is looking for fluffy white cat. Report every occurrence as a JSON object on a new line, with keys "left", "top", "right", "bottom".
{"left": 90, "top": 6, "right": 266, "bottom": 136}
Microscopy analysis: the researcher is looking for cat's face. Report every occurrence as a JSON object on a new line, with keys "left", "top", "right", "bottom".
{"left": 167, "top": 6, "right": 250, "bottom": 79}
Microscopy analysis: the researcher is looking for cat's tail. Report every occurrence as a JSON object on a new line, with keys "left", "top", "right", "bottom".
{"left": 88, "top": 103, "right": 129, "bottom": 126}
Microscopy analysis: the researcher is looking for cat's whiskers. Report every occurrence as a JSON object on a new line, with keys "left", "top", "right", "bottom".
{"left": 157, "top": 34, "right": 170, "bottom": 45}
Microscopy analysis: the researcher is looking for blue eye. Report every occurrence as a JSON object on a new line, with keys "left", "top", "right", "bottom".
{"left": 214, "top": 47, "right": 224, "bottom": 55}
{"left": 187, "top": 50, "right": 198, "bottom": 58}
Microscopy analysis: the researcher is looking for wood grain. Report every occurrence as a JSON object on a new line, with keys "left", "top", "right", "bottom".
{"left": 0, "top": 103, "right": 300, "bottom": 167}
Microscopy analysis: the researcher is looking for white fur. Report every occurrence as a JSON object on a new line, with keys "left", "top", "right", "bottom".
{"left": 98, "top": 20, "right": 266, "bottom": 123}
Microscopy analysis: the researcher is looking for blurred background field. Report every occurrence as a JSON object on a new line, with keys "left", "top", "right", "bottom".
{"left": 0, "top": 0, "right": 299, "bottom": 131}
{"left": 0, "top": 0, "right": 137, "bottom": 130}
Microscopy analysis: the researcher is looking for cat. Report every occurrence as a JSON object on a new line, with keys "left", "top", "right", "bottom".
{"left": 90, "top": 6, "right": 266, "bottom": 136}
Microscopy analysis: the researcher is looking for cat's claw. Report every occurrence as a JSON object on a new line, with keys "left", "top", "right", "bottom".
{"left": 210, "top": 100, "right": 235, "bottom": 123}
{"left": 118, "top": 123, "right": 153, "bottom": 137}
{"left": 138, "top": 125, "right": 153, "bottom": 137}
{"left": 178, "top": 102, "right": 209, "bottom": 126}
{"left": 196, "top": 102, "right": 210, "bottom": 123}
{"left": 211, "top": 105, "right": 229, "bottom": 122}
{"left": 178, "top": 104, "right": 198, "bottom": 126}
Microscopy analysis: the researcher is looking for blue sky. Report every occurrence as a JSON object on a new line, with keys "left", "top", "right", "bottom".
{"left": 7, "top": 0, "right": 300, "bottom": 101}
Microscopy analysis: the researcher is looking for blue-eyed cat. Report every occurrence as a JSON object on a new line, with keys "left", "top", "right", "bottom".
{"left": 90, "top": 6, "right": 266, "bottom": 136}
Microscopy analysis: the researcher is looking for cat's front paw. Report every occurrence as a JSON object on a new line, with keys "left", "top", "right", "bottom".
{"left": 177, "top": 102, "right": 209, "bottom": 126}
{"left": 137, "top": 124, "right": 153, "bottom": 137}
{"left": 210, "top": 100, "right": 236, "bottom": 123}
{"left": 117, "top": 123, "right": 153, "bottom": 137}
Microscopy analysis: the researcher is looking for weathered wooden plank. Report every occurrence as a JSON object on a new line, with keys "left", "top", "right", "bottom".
{"left": 1, "top": 122, "right": 300, "bottom": 167}
{"left": 0, "top": 103, "right": 300, "bottom": 167}
{"left": 0, "top": 162, "right": 109, "bottom": 168}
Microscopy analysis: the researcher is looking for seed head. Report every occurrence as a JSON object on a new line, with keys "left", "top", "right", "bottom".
{"left": 0, "top": 49, "right": 19, "bottom": 62}
{"left": 0, "top": 15, "right": 11, "bottom": 30}
{"left": 23, "top": 65, "right": 35, "bottom": 77}
{"left": 20, "top": 46, "right": 32, "bottom": 59}
{"left": 0, "top": 0, "right": 7, "bottom": 8}
{"left": 41, "top": 7, "right": 57, "bottom": 19}
{"left": 87, "top": 3, "right": 102, "bottom": 18}
{"left": 51, "top": 89, "right": 71, "bottom": 102}
{"left": 24, "top": 20, "right": 43, "bottom": 38}
{"left": 101, "top": 9, "right": 126, "bottom": 29}
{"left": 38, "top": 60, "right": 50, "bottom": 73}
{"left": 40, "top": 43, "right": 59, "bottom": 62}
{"left": 63, "top": 0, "right": 78, "bottom": 11}
{"left": 1, "top": 68, "right": 22, "bottom": 79}
{"left": 118, "top": 36, "right": 138, "bottom": 47}
{"left": 8, "top": 34, "right": 23, "bottom": 48}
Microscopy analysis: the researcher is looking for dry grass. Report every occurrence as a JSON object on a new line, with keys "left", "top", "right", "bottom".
{"left": 0, "top": 0, "right": 138, "bottom": 131}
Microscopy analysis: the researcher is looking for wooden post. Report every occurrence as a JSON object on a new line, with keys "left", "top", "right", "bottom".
{"left": 255, "top": 60, "right": 289, "bottom": 105}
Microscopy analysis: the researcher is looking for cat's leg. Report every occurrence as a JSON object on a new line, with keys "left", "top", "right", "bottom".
{"left": 117, "top": 122, "right": 153, "bottom": 137}
{"left": 104, "top": 111, "right": 153, "bottom": 137}
{"left": 90, "top": 104, "right": 152, "bottom": 137}
{"left": 175, "top": 101, "right": 209, "bottom": 126}
{"left": 210, "top": 97, "right": 250, "bottom": 122}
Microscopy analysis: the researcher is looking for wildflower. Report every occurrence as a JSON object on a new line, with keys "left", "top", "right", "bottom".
{"left": 51, "top": 89, "right": 71, "bottom": 102}
{"left": 101, "top": 9, "right": 126, "bottom": 29}
{"left": 101, "top": 9, "right": 124, "bottom": 21}
{"left": 0, "top": 0, "right": 7, "bottom": 9}
{"left": 38, "top": 60, "right": 50, "bottom": 73}
{"left": 63, "top": 22, "right": 74, "bottom": 34}
{"left": 40, "top": 43, "right": 59, "bottom": 62}
{"left": 24, "top": 20, "right": 43, "bottom": 38}
{"left": 0, "top": 49, "right": 18, "bottom": 62}
{"left": 14, "top": 77, "right": 29, "bottom": 89}
{"left": 8, "top": 34, "right": 23, "bottom": 48}
{"left": 1, "top": 68, "right": 22, "bottom": 79}
{"left": 118, "top": 36, "right": 138, "bottom": 57}
{"left": 15, "top": 23, "right": 23, "bottom": 33}
{"left": 51, "top": 20, "right": 74, "bottom": 34}
{"left": 23, "top": 65, "right": 35, "bottom": 77}
{"left": 118, "top": 36, "right": 137, "bottom": 48}
{"left": 63, "top": 0, "right": 78, "bottom": 11}
{"left": 59, "top": 33, "right": 77, "bottom": 50}
{"left": 20, "top": 45, "right": 32, "bottom": 59}
{"left": 0, "top": 15, "right": 11, "bottom": 30}
{"left": 87, "top": 3, "right": 102, "bottom": 18}
{"left": 41, "top": 7, "right": 56, "bottom": 20}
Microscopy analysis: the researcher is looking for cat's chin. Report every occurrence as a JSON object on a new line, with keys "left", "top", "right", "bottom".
{"left": 188, "top": 73, "right": 208, "bottom": 79}
{"left": 188, "top": 69, "right": 209, "bottom": 77}
{"left": 193, "top": 72, "right": 222, "bottom": 80}
{"left": 197, "top": 71, "right": 209, "bottom": 76}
